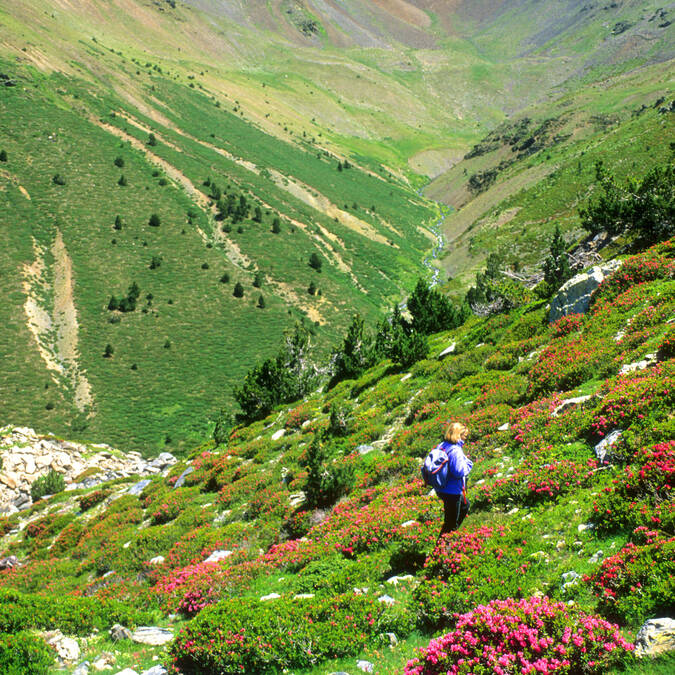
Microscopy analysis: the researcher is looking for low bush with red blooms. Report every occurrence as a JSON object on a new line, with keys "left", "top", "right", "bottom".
{"left": 472, "top": 372, "right": 527, "bottom": 408}
{"left": 389, "top": 414, "right": 445, "bottom": 457}
{"left": 167, "top": 592, "right": 402, "bottom": 674}
{"left": 472, "top": 448, "right": 600, "bottom": 510}
{"left": 413, "top": 524, "right": 540, "bottom": 629}
{"left": 217, "top": 470, "right": 272, "bottom": 509}
{"left": 244, "top": 487, "right": 291, "bottom": 521}
{"left": 585, "top": 528, "right": 675, "bottom": 624}
{"left": 658, "top": 324, "right": 675, "bottom": 359}
{"left": 355, "top": 454, "right": 419, "bottom": 489}
{"left": 550, "top": 313, "right": 584, "bottom": 338}
{"left": 78, "top": 490, "right": 110, "bottom": 511}
{"left": 285, "top": 403, "right": 313, "bottom": 429}
{"left": 591, "top": 441, "right": 675, "bottom": 534}
{"left": 591, "top": 238, "right": 675, "bottom": 307}
{"left": 150, "top": 489, "right": 198, "bottom": 526}
{"left": 405, "top": 596, "right": 633, "bottom": 675}
{"left": 590, "top": 363, "right": 675, "bottom": 437}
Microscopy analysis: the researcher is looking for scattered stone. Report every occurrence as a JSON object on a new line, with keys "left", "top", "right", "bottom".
{"left": 357, "top": 660, "right": 374, "bottom": 673}
{"left": 588, "top": 550, "right": 604, "bottom": 564}
{"left": 140, "top": 667, "right": 168, "bottom": 675}
{"left": 271, "top": 429, "right": 285, "bottom": 441}
{"left": 127, "top": 480, "right": 152, "bottom": 496}
{"left": 437, "top": 342, "right": 456, "bottom": 359}
{"left": 110, "top": 624, "right": 132, "bottom": 641}
{"left": 260, "top": 593, "right": 281, "bottom": 601}
{"left": 507, "top": 507, "right": 519, "bottom": 515}
{"left": 497, "top": 422, "right": 510, "bottom": 431}
{"left": 594, "top": 429, "right": 622, "bottom": 463}
{"left": 578, "top": 522, "right": 594, "bottom": 533}
{"left": 92, "top": 652, "right": 116, "bottom": 670}
{"left": 561, "top": 571, "right": 580, "bottom": 591}
{"left": 73, "top": 662, "right": 90, "bottom": 675}
{"left": 356, "top": 444, "right": 374, "bottom": 455}
{"left": 293, "top": 593, "right": 315, "bottom": 599}
{"left": 549, "top": 260, "right": 622, "bottom": 322}
{"left": 0, "top": 555, "right": 19, "bottom": 570}
{"left": 130, "top": 627, "right": 173, "bottom": 646}
{"left": 173, "top": 465, "right": 194, "bottom": 489}
{"left": 113, "top": 670, "right": 139, "bottom": 675}
{"left": 353, "top": 587, "right": 369, "bottom": 595}
{"left": 530, "top": 551, "right": 549, "bottom": 562}
{"left": 400, "top": 520, "right": 417, "bottom": 528}
{"left": 381, "top": 632, "right": 398, "bottom": 647}
{"left": 552, "top": 395, "right": 592, "bottom": 417}
{"left": 400, "top": 372, "right": 412, "bottom": 381}
{"left": 378, "top": 594, "right": 395, "bottom": 606}
{"left": 386, "top": 574, "right": 414, "bottom": 586}
{"left": 635, "top": 617, "right": 675, "bottom": 657}
{"left": 204, "top": 550, "right": 232, "bottom": 564}
{"left": 289, "top": 492, "right": 305, "bottom": 507}
{"left": 619, "top": 354, "right": 657, "bottom": 375}
{"left": 301, "top": 419, "right": 312, "bottom": 428}
{"left": 47, "top": 634, "right": 80, "bottom": 662}
{"left": 149, "top": 556, "right": 165, "bottom": 565}
{"left": 556, "top": 540, "right": 565, "bottom": 551}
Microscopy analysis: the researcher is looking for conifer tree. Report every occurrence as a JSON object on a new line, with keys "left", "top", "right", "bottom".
{"left": 542, "top": 225, "right": 572, "bottom": 292}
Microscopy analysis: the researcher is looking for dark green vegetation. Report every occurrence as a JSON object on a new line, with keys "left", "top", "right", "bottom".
{"left": 1, "top": 237, "right": 674, "bottom": 673}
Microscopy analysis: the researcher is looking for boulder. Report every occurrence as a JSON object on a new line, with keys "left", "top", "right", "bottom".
{"left": 378, "top": 594, "right": 395, "bottom": 606}
{"left": 438, "top": 343, "right": 456, "bottom": 359}
{"left": 356, "top": 444, "right": 374, "bottom": 455}
{"left": 113, "top": 670, "right": 139, "bottom": 675}
{"left": 140, "top": 667, "right": 168, "bottom": 675}
{"left": 260, "top": 593, "right": 281, "bottom": 601}
{"left": 110, "top": 624, "right": 132, "bottom": 641}
{"left": 594, "top": 429, "right": 622, "bottom": 463}
{"left": 47, "top": 634, "right": 80, "bottom": 662}
{"left": 203, "top": 550, "right": 232, "bottom": 564}
{"left": 127, "top": 479, "right": 152, "bottom": 496}
{"left": 549, "top": 260, "right": 622, "bottom": 323}
{"left": 130, "top": 627, "right": 173, "bottom": 646}
{"left": 0, "top": 555, "right": 19, "bottom": 570}
{"left": 173, "top": 465, "right": 194, "bottom": 489}
{"left": 619, "top": 353, "right": 657, "bottom": 376}
{"left": 73, "top": 662, "right": 90, "bottom": 675}
{"left": 552, "top": 395, "right": 592, "bottom": 417}
{"left": 357, "top": 661, "right": 374, "bottom": 673}
{"left": 271, "top": 429, "right": 285, "bottom": 441}
{"left": 635, "top": 618, "right": 675, "bottom": 657}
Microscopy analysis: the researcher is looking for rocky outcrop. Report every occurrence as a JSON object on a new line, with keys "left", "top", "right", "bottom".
{"left": 0, "top": 426, "right": 177, "bottom": 514}
{"left": 549, "top": 260, "right": 622, "bottom": 323}
{"left": 635, "top": 617, "right": 675, "bottom": 657}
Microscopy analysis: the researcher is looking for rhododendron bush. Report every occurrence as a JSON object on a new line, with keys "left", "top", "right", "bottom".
{"left": 405, "top": 596, "right": 633, "bottom": 675}
{"left": 585, "top": 529, "right": 675, "bottom": 624}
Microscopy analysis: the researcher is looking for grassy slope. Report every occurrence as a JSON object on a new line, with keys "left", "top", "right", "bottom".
{"left": 1, "top": 238, "right": 673, "bottom": 673}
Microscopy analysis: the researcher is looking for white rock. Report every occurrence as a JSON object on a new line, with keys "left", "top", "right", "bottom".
{"left": 260, "top": 593, "right": 281, "bottom": 601}
{"left": 552, "top": 395, "right": 592, "bottom": 417}
{"left": 594, "top": 429, "right": 622, "bottom": 463}
{"left": 497, "top": 422, "right": 510, "bottom": 431}
{"left": 271, "top": 429, "right": 286, "bottom": 441}
{"left": 130, "top": 627, "right": 173, "bottom": 646}
{"left": 438, "top": 343, "right": 456, "bottom": 359}
{"left": 507, "top": 507, "right": 519, "bottom": 515}
{"left": 635, "top": 617, "right": 675, "bottom": 657}
{"left": 149, "top": 556, "right": 165, "bottom": 565}
{"left": 113, "top": 670, "right": 139, "bottom": 675}
{"left": 378, "top": 594, "right": 395, "bottom": 605}
{"left": 293, "top": 593, "right": 315, "bottom": 599}
{"left": 50, "top": 636, "right": 80, "bottom": 662}
{"left": 357, "top": 660, "right": 375, "bottom": 673}
{"left": 588, "top": 550, "right": 604, "bottom": 564}
{"left": 386, "top": 574, "right": 413, "bottom": 586}
{"left": 204, "top": 550, "right": 233, "bottom": 563}
{"left": 356, "top": 444, "right": 374, "bottom": 455}
{"left": 619, "top": 354, "right": 657, "bottom": 376}
{"left": 400, "top": 373, "right": 412, "bottom": 381}
{"left": 400, "top": 520, "right": 417, "bottom": 528}
{"left": 578, "top": 522, "right": 594, "bottom": 533}
{"left": 382, "top": 632, "right": 398, "bottom": 646}
{"left": 140, "top": 667, "right": 168, "bottom": 675}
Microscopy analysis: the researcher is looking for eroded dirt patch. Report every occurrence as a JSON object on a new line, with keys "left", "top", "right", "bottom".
{"left": 22, "top": 230, "right": 93, "bottom": 413}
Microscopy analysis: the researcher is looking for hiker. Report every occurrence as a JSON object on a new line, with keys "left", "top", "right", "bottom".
{"left": 435, "top": 422, "right": 473, "bottom": 536}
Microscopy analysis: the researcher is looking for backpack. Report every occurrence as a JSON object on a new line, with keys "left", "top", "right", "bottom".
{"left": 421, "top": 443, "right": 450, "bottom": 490}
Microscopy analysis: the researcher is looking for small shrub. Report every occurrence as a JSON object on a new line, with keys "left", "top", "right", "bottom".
{"left": 79, "top": 490, "right": 110, "bottom": 511}
{"left": 30, "top": 469, "right": 65, "bottom": 502}
{"left": 52, "top": 174, "right": 66, "bottom": 185}
{"left": 0, "top": 631, "right": 53, "bottom": 675}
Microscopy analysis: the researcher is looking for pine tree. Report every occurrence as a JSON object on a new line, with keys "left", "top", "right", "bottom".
{"left": 271, "top": 217, "right": 281, "bottom": 234}
{"left": 253, "top": 272, "right": 262, "bottom": 288}
{"left": 103, "top": 343, "right": 114, "bottom": 358}
{"left": 257, "top": 294, "right": 266, "bottom": 309}
{"left": 308, "top": 252, "right": 322, "bottom": 271}
{"left": 118, "top": 174, "right": 127, "bottom": 186}
{"left": 147, "top": 133, "right": 157, "bottom": 146}
{"left": 113, "top": 215, "right": 123, "bottom": 230}
{"left": 233, "top": 282, "right": 244, "bottom": 298}
{"left": 148, "top": 213, "right": 161, "bottom": 227}
{"left": 308, "top": 281, "right": 317, "bottom": 295}
{"left": 542, "top": 225, "right": 572, "bottom": 292}
{"left": 253, "top": 206, "right": 263, "bottom": 223}
{"left": 0, "top": 150, "right": 7, "bottom": 162}
{"left": 114, "top": 156, "right": 124, "bottom": 168}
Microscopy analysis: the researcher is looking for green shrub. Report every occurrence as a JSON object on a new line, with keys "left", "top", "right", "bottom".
{"left": 79, "top": 489, "right": 110, "bottom": 511}
{"left": 0, "top": 632, "right": 53, "bottom": 675}
{"left": 30, "top": 469, "right": 65, "bottom": 502}
{"left": 168, "top": 592, "right": 392, "bottom": 673}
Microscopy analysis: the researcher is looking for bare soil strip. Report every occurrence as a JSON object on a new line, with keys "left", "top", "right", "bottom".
{"left": 22, "top": 230, "right": 94, "bottom": 413}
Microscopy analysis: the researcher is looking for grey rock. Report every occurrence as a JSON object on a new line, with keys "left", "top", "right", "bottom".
{"left": 357, "top": 661, "right": 374, "bottom": 673}
{"left": 127, "top": 479, "right": 151, "bottom": 496}
{"left": 594, "top": 429, "right": 622, "bottom": 463}
{"left": 378, "top": 594, "right": 395, "bottom": 606}
{"left": 619, "top": 354, "right": 657, "bottom": 376}
{"left": 72, "top": 662, "right": 90, "bottom": 675}
{"left": 381, "top": 632, "right": 398, "bottom": 647}
{"left": 0, "top": 555, "right": 19, "bottom": 570}
{"left": 561, "top": 571, "right": 580, "bottom": 591}
{"left": 113, "top": 670, "right": 139, "bottom": 675}
{"left": 386, "top": 574, "right": 413, "bottom": 586}
{"left": 149, "top": 452, "right": 177, "bottom": 469}
{"left": 588, "top": 550, "right": 604, "bottom": 564}
{"left": 110, "top": 624, "right": 132, "bottom": 641}
{"left": 578, "top": 522, "right": 594, "bottom": 533}
{"left": 356, "top": 444, "right": 374, "bottom": 455}
{"left": 635, "top": 617, "right": 675, "bottom": 657}
{"left": 173, "top": 465, "right": 194, "bottom": 489}
{"left": 549, "top": 260, "right": 622, "bottom": 322}
{"left": 140, "top": 667, "right": 168, "bottom": 675}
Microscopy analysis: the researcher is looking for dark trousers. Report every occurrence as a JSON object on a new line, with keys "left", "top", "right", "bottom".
{"left": 439, "top": 492, "right": 470, "bottom": 535}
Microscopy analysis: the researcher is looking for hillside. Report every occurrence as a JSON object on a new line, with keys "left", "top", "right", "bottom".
{"left": 1, "top": 0, "right": 673, "bottom": 451}
{"left": 0, "top": 236, "right": 674, "bottom": 673}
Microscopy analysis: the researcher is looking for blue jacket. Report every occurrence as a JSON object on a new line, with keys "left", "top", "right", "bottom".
{"left": 435, "top": 440, "right": 473, "bottom": 495}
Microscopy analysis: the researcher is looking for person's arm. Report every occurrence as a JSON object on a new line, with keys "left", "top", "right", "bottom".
{"left": 447, "top": 446, "right": 472, "bottom": 478}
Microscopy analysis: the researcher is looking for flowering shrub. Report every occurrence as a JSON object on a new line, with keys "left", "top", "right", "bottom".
{"left": 168, "top": 592, "right": 396, "bottom": 673}
{"left": 390, "top": 414, "right": 444, "bottom": 457}
{"left": 550, "top": 313, "right": 584, "bottom": 337}
{"left": 355, "top": 454, "right": 419, "bottom": 489}
{"left": 0, "top": 631, "right": 53, "bottom": 675}
{"left": 285, "top": 403, "right": 313, "bottom": 429}
{"left": 244, "top": 488, "right": 290, "bottom": 521}
{"left": 405, "top": 596, "right": 633, "bottom": 675}
{"left": 472, "top": 373, "right": 527, "bottom": 408}
{"left": 472, "top": 448, "right": 599, "bottom": 510}
{"left": 150, "top": 489, "right": 198, "bottom": 525}
{"left": 590, "top": 363, "right": 675, "bottom": 437}
{"left": 585, "top": 529, "right": 675, "bottom": 624}
{"left": 592, "top": 441, "right": 675, "bottom": 534}
{"left": 413, "top": 525, "right": 538, "bottom": 629}
{"left": 591, "top": 239, "right": 675, "bottom": 306}
{"left": 78, "top": 489, "right": 110, "bottom": 511}
{"left": 658, "top": 324, "right": 675, "bottom": 359}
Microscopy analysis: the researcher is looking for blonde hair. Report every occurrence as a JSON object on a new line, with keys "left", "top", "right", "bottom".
{"left": 444, "top": 422, "right": 468, "bottom": 443}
